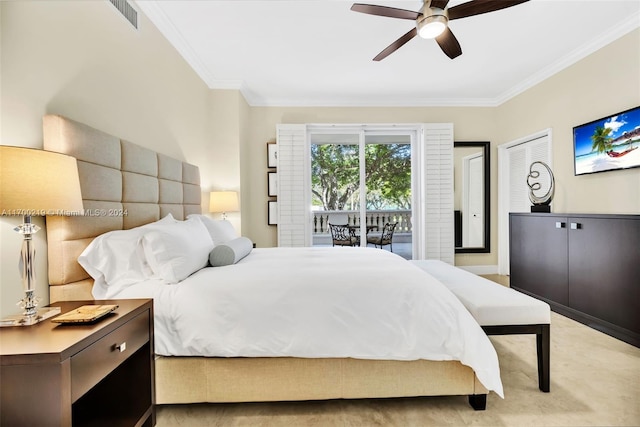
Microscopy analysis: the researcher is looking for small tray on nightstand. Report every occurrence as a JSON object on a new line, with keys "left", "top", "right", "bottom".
{"left": 51, "top": 304, "right": 119, "bottom": 324}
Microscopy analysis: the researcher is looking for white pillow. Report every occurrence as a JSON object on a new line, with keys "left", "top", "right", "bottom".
{"left": 141, "top": 216, "right": 214, "bottom": 283}
{"left": 80, "top": 214, "right": 177, "bottom": 299}
{"left": 209, "top": 237, "right": 253, "bottom": 267}
{"left": 188, "top": 214, "right": 238, "bottom": 245}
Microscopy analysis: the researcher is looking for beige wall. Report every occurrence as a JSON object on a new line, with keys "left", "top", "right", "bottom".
{"left": 495, "top": 29, "right": 640, "bottom": 215}
{"left": 0, "top": 1, "right": 238, "bottom": 316}
{"left": 207, "top": 89, "right": 248, "bottom": 233}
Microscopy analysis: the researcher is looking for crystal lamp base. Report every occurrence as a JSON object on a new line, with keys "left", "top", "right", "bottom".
{"left": 0, "top": 307, "right": 61, "bottom": 327}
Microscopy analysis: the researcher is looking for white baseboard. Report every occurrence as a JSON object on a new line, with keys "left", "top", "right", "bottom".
{"left": 457, "top": 264, "right": 499, "bottom": 275}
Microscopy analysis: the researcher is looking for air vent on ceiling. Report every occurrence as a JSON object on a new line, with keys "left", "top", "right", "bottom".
{"left": 109, "top": 0, "right": 138, "bottom": 29}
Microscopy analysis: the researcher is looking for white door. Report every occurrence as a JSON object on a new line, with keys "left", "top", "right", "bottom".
{"left": 498, "top": 130, "right": 552, "bottom": 275}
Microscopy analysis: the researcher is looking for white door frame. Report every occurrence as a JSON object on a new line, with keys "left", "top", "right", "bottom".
{"left": 497, "top": 128, "right": 552, "bottom": 275}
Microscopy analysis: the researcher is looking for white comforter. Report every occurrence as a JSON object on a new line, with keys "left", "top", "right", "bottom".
{"left": 114, "top": 247, "right": 503, "bottom": 397}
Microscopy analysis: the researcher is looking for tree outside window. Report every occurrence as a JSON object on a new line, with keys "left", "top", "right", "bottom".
{"left": 311, "top": 143, "right": 411, "bottom": 211}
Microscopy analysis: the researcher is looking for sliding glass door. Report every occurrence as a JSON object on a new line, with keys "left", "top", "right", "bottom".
{"left": 364, "top": 134, "right": 411, "bottom": 257}
{"left": 311, "top": 134, "right": 360, "bottom": 235}
{"left": 310, "top": 129, "right": 413, "bottom": 259}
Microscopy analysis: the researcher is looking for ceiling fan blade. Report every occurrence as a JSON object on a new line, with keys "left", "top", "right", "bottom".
{"left": 430, "top": 0, "right": 450, "bottom": 9}
{"left": 373, "top": 28, "right": 418, "bottom": 61}
{"left": 351, "top": 3, "right": 420, "bottom": 20}
{"left": 436, "top": 27, "right": 462, "bottom": 59}
{"left": 448, "top": 0, "right": 529, "bottom": 21}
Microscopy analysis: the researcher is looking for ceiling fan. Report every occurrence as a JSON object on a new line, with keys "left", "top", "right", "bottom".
{"left": 351, "top": 0, "right": 529, "bottom": 61}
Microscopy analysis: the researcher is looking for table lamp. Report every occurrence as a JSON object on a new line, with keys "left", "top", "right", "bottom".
{"left": 209, "top": 191, "right": 239, "bottom": 220}
{"left": 0, "top": 146, "right": 83, "bottom": 326}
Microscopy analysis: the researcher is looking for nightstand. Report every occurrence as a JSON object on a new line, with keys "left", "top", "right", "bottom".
{"left": 0, "top": 299, "right": 155, "bottom": 427}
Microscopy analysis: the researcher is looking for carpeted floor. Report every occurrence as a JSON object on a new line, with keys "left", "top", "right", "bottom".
{"left": 156, "top": 308, "right": 640, "bottom": 426}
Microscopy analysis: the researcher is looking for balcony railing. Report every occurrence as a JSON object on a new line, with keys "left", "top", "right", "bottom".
{"left": 312, "top": 210, "right": 412, "bottom": 234}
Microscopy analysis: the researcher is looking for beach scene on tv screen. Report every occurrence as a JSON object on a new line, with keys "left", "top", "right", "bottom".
{"left": 574, "top": 107, "right": 640, "bottom": 175}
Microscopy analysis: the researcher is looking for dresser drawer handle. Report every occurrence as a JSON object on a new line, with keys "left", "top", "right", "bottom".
{"left": 114, "top": 342, "right": 127, "bottom": 353}
{"left": 555, "top": 222, "right": 566, "bottom": 229}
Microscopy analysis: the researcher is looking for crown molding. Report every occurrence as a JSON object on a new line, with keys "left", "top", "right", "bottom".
{"left": 494, "top": 10, "right": 640, "bottom": 106}
{"left": 134, "top": 1, "right": 639, "bottom": 108}
{"left": 243, "top": 96, "right": 499, "bottom": 108}
{"left": 132, "top": 0, "right": 224, "bottom": 88}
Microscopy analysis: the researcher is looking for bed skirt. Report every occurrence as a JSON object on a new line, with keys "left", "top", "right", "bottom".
{"left": 155, "top": 355, "right": 488, "bottom": 404}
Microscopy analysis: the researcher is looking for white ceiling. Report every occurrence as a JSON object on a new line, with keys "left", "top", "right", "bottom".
{"left": 134, "top": 0, "right": 640, "bottom": 107}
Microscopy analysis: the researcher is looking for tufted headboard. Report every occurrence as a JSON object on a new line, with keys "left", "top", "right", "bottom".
{"left": 43, "top": 114, "right": 202, "bottom": 302}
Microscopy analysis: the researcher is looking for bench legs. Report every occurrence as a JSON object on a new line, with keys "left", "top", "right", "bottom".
{"left": 468, "top": 394, "right": 487, "bottom": 410}
{"left": 482, "top": 324, "right": 550, "bottom": 392}
{"left": 536, "top": 324, "right": 550, "bottom": 392}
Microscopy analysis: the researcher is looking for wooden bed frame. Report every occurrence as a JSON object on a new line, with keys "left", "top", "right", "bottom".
{"left": 43, "top": 114, "right": 489, "bottom": 409}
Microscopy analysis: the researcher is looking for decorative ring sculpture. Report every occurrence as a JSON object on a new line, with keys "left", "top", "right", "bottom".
{"left": 527, "top": 161, "right": 555, "bottom": 206}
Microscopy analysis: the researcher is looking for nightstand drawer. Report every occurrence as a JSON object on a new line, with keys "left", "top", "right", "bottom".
{"left": 71, "top": 310, "right": 150, "bottom": 402}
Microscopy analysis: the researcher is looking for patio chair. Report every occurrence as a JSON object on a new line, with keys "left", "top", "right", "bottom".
{"left": 367, "top": 222, "right": 398, "bottom": 252}
{"left": 328, "top": 223, "right": 357, "bottom": 247}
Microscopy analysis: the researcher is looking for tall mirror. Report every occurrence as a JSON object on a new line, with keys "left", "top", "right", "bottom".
{"left": 454, "top": 141, "right": 490, "bottom": 253}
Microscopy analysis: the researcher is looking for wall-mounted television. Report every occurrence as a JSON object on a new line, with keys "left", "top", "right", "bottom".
{"left": 573, "top": 106, "right": 640, "bottom": 176}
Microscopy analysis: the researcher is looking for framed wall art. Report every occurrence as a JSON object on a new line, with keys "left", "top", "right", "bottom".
{"left": 268, "top": 172, "right": 278, "bottom": 197}
{"left": 268, "top": 201, "right": 278, "bottom": 225}
{"left": 267, "top": 143, "right": 278, "bottom": 168}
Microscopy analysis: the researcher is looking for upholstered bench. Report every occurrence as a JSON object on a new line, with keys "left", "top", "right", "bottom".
{"left": 411, "top": 260, "right": 551, "bottom": 392}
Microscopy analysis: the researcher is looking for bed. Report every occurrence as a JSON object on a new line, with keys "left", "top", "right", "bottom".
{"left": 43, "top": 114, "right": 501, "bottom": 409}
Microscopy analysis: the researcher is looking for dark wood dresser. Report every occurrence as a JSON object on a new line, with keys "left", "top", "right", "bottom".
{"left": 0, "top": 299, "right": 155, "bottom": 427}
{"left": 509, "top": 213, "right": 640, "bottom": 347}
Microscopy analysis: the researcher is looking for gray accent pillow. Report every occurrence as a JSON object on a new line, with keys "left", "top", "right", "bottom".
{"left": 209, "top": 237, "right": 253, "bottom": 267}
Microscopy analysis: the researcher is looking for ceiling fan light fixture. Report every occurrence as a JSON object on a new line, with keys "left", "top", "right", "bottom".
{"left": 353, "top": 0, "right": 530, "bottom": 60}
{"left": 417, "top": 8, "right": 448, "bottom": 39}
{"left": 418, "top": 15, "right": 448, "bottom": 39}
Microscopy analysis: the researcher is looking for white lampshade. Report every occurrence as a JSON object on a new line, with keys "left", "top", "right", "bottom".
{"left": 209, "top": 191, "right": 239, "bottom": 214}
{"left": 0, "top": 146, "right": 83, "bottom": 215}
